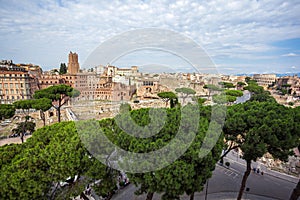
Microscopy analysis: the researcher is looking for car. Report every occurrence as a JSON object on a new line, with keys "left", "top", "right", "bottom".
{"left": 9, "top": 133, "right": 19, "bottom": 138}
{"left": 24, "top": 131, "right": 33, "bottom": 136}
{"left": 0, "top": 121, "right": 10, "bottom": 126}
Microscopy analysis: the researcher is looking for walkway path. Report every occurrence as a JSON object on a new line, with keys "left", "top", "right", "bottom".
{"left": 0, "top": 135, "right": 31, "bottom": 146}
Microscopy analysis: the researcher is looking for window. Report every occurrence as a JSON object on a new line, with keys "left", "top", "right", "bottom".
{"left": 10, "top": 83, "right": 13, "bottom": 88}
{"left": 11, "top": 89, "right": 14, "bottom": 94}
{"left": 4, "top": 83, "right": 8, "bottom": 88}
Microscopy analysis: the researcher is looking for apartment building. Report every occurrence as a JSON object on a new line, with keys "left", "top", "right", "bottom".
{"left": 0, "top": 64, "right": 36, "bottom": 104}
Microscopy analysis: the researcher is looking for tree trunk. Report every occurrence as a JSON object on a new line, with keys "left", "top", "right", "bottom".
{"left": 57, "top": 99, "right": 61, "bottom": 123}
{"left": 183, "top": 94, "right": 188, "bottom": 105}
{"left": 57, "top": 107, "right": 61, "bottom": 122}
{"left": 20, "top": 115, "right": 28, "bottom": 143}
{"left": 237, "top": 160, "right": 251, "bottom": 200}
{"left": 289, "top": 179, "right": 300, "bottom": 200}
{"left": 220, "top": 144, "right": 239, "bottom": 161}
{"left": 146, "top": 192, "right": 154, "bottom": 200}
{"left": 20, "top": 134, "right": 24, "bottom": 143}
{"left": 40, "top": 110, "right": 46, "bottom": 126}
{"left": 190, "top": 192, "right": 194, "bottom": 200}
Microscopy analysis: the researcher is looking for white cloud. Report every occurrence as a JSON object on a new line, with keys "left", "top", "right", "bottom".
{"left": 282, "top": 53, "right": 298, "bottom": 57}
{"left": 0, "top": 0, "right": 299, "bottom": 73}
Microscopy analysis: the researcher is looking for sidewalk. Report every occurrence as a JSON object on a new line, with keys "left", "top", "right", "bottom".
{"left": 192, "top": 192, "right": 282, "bottom": 200}
{"left": 0, "top": 135, "right": 31, "bottom": 146}
{"left": 123, "top": 189, "right": 281, "bottom": 200}
{"left": 224, "top": 152, "right": 299, "bottom": 184}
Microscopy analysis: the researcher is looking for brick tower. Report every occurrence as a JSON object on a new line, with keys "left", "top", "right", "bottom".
{"left": 67, "top": 51, "right": 80, "bottom": 74}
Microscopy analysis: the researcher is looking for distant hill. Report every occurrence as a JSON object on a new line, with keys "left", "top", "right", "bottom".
{"left": 275, "top": 72, "right": 300, "bottom": 77}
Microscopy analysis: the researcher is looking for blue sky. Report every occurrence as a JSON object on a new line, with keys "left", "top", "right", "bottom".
{"left": 0, "top": 0, "right": 300, "bottom": 74}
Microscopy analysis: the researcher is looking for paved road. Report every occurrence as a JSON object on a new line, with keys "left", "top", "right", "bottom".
{"left": 112, "top": 152, "right": 297, "bottom": 200}
{"left": 235, "top": 90, "right": 251, "bottom": 104}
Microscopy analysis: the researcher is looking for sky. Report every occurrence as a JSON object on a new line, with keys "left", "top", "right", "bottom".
{"left": 0, "top": 0, "right": 300, "bottom": 74}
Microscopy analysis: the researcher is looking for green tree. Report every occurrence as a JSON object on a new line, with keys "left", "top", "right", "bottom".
{"left": 70, "top": 88, "right": 80, "bottom": 98}
{"left": 250, "top": 91, "right": 276, "bottom": 103}
{"left": 157, "top": 92, "right": 178, "bottom": 108}
{"left": 0, "top": 121, "right": 116, "bottom": 200}
{"left": 175, "top": 87, "right": 196, "bottom": 104}
{"left": 115, "top": 105, "right": 224, "bottom": 200}
{"left": 245, "top": 77, "right": 252, "bottom": 83}
{"left": 0, "top": 104, "right": 15, "bottom": 120}
{"left": 203, "top": 84, "right": 222, "bottom": 99}
{"left": 13, "top": 99, "right": 33, "bottom": 116}
{"left": 192, "top": 97, "right": 206, "bottom": 105}
{"left": 119, "top": 103, "right": 132, "bottom": 113}
{"left": 225, "top": 90, "right": 243, "bottom": 97}
{"left": 12, "top": 121, "right": 35, "bottom": 135}
{"left": 59, "top": 63, "right": 67, "bottom": 75}
{"left": 212, "top": 90, "right": 242, "bottom": 105}
{"left": 244, "top": 81, "right": 264, "bottom": 94}
{"left": 84, "top": 158, "right": 118, "bottom": 199}
{"left": 212, "top": 94, "right": 228, "bottom": 104}
{"left": 68, "top": 88, "right": 80, "bottom": 105}
{"left": 32, "top": 98, "right": 52, "bottom": 126}
{"left": 223, "top": 101, "right": 300, "bottom": 200}
{"left": 237, "top": 82, "right": 246, "bottom": 88}
{"left": 33, "top": 84, "right": 75, "bottom": 122}
{"left": 219, "top": 82, "right": 235, "bottom": 89}
{"left": 13, "top": 99, "right": 35, "bottom": 142}
{"left": 289, "top": 108, "right": 300, "bottom": 200}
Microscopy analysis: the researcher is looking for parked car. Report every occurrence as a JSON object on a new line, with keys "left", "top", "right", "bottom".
{"left": 9, "top": 133, "right": 19, "bottom": 138}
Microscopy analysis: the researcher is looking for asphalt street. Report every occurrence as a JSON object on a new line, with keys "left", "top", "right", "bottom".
{"left": 111, "top": 151, "right": 298, "bottom": 200}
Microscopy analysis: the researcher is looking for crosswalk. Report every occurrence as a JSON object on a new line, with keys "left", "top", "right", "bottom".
{"left": 218, "top": 167, "right": 240, "bottom": 180}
